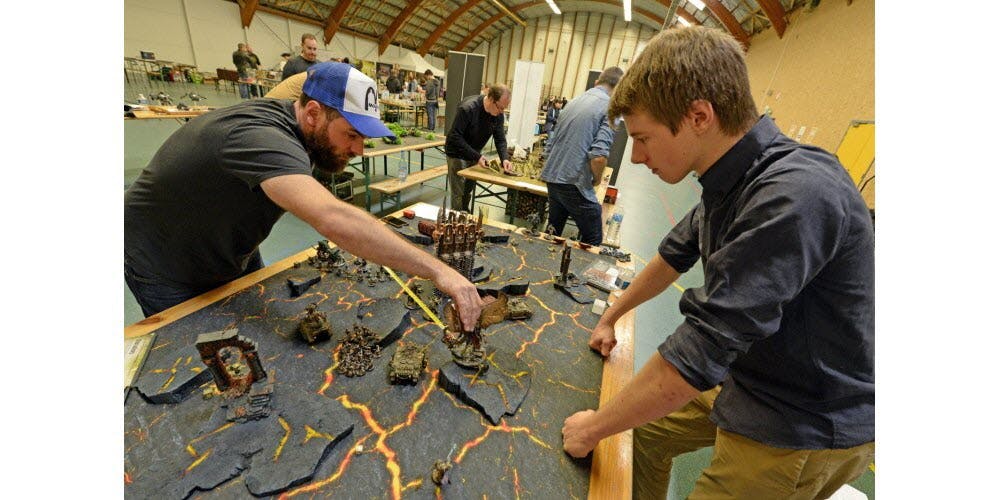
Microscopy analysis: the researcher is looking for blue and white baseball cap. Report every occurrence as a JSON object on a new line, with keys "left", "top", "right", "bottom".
{"left": 302, "top": 62, "right": 395, "bottom": 139}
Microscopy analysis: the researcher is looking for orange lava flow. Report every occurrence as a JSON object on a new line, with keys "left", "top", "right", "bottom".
{"left": 512, "top": 467, "right": 521, "bottom": 499}
{"left": 516, "top": 315, "right": 556, "bottom": 358}
{"left": 455, "top": 420, "right": 551, "bottom": 464}
{"left": 124, "top": 472, "right": 132, "bottom": 485}
{"left": 280, "top": 434, "right": 370, "bottom": 498}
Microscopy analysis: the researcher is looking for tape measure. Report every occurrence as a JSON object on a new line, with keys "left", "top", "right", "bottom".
{"left": 382, "top": 266, "right": 445, "bottom": 329}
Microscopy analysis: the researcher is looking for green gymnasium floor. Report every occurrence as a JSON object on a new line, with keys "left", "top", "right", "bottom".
{"left": 124, "top": 79, "right": 874, "bottom": 499}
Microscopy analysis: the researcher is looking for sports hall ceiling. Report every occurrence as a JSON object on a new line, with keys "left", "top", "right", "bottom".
{"left": 232, "top": 0, "right": 814, "bottom": 58}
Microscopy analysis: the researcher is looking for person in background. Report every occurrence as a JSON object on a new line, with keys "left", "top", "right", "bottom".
{"left": 232, "top": 43, "right": 253, "bottom": 99}
{"left": 444, "top": 84, "right": 512, "bottom": 212}
{"left": 246, "top": 45, "right": 262, "bottom": 97}
{"left": 543, "top": 99, "right": 562, "bottom": 134}
{"left": 560, "top": 27, "right": 875, "bottom": 499}
{"left": 386, "top": 69, "right": 403, "bottom": 94}
{"left": 274, "top": 52, "right": 292, "bottom": 73}
{"left": 539, "top": 66, "right": 622, "bottom": 246}
{"left": 281, "top": 33, "right": 319, "bottom": 80}
{"left": 423, "top": 69, "right": 441, "bottom": 132}
{"left": 125, "top": 62, "right": 484, "bottom": 332}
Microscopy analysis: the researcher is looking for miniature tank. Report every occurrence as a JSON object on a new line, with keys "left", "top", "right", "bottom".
{"left": 388, "top": 341, "right": 427, "bottom": 385}
{"left": 505, "top": 297, "right": 533, "bottom": 320}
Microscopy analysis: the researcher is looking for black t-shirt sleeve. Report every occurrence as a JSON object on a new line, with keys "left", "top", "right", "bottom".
{"left": 446, "top": 107, "right": 481, "bottom": 162}
{"left": 219, "top": 123, "right": 312, "bottom": 188}
{"left": 493, "top": 115, "right": 507, "bottom": 162}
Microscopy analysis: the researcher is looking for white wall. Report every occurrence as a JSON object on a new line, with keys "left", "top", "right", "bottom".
{"left": 474, "top": 13, "right": 655, "bottom": 101}
{"left": 125, "top": 0, "right": 444, "bottom": 74}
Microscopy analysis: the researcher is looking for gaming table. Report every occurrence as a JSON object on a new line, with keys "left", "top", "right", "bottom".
{"left": 124, "top": 202, "right": 634, "bottom": 498}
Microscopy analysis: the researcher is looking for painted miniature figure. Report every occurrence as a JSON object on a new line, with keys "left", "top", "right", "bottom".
{"left": 298, "top": 302, "right": 332, "bottom": 344}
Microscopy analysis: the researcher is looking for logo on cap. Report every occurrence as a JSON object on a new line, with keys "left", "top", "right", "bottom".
{"left": 365, "top": 87, "right": 377, "bottom": 112}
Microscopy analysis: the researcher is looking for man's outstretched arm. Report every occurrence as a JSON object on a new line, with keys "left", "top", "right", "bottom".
{"left": 261, "top": 174, "right": 482, "bottom": 330}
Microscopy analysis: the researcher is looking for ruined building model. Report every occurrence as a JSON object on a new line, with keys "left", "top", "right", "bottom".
{"left": 297, "top": 302, "right": 333, "bottom": 344}
{"left": 195, "top": 329, "right": 274, "bottom": 422}
{"left": 336, "top": 324, "right": 381, "bottom": 377}
{"left": 434, "top": 207, "right": 484, "bottom": 282}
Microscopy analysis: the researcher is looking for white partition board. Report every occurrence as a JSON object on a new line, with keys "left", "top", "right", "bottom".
{"left": 507, "top": 60, "right": 545, "bottom": 152}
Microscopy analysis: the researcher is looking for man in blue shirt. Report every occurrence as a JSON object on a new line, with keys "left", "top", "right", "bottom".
{"left": 540, "top": 67, "right": 622, "bottom": 246}
{"left": 560, "top": 27, "right": 874, "bottom": 499}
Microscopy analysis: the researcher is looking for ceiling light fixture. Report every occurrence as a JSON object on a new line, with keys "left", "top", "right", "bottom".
{"left": 677, "top": 16, "right": 691, "bottom": 27}
{"left": 688, "top": 0, "right": 706, "bottom": 10}
{"left": 546, "top": 0, "right": 561, "bottom": 14}
{"left": 623, "top": 0, "right": 632, "bottom": 22}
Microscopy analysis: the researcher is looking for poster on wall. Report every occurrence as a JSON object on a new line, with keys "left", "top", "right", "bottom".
{"left": 376, "top": 62, "right": 393, "bottom": 79}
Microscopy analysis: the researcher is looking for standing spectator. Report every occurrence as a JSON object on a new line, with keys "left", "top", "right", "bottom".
{"left": 406, "top": 73, "right": 421, "bottom": 94}
{"left": 282, "top": 33, "right": 319, "bottom": 80}
{"left": 273, "top": 52, "right": 292, "bottom": 73}
{"left": 539, "top": 67, "right": 622, "bottom": 246}
{"left": 444, "top": 84, "right": 512, "bottom": 212}
{"left": 232, "top": 43, "right": 253, "bottom": 99}
{"left": 543, "top": 99, "right": 562, "bottom": 134}
{"left": 246, "top": 45, "right": 262, "bottom": 97}
{"left": 423, "top": 69, "right": 440, "bottom": 132}
{"left": 386, "top": 69, "right": 403, "bottom": 94}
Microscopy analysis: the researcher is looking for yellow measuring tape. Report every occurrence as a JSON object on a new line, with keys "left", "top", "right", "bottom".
{"left": 382, "top": 266, "right": 446, "bottom": 329}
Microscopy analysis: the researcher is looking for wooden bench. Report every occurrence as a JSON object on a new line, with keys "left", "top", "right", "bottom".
{"left": 369, "top": 164, "right": 448, "bottom": 212}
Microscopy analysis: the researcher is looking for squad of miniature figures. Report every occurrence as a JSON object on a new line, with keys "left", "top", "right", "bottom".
{"left": 336, "top": 324, "right": 381, "bottom": 377}
{"left": 298, "top": 302, "right": 333, "bottom": 344}
{"left": 307, "top": 240, "right": 346, "bottom": 272}
{"left": 600, "top": 246, "right": 632, "bottom": 262}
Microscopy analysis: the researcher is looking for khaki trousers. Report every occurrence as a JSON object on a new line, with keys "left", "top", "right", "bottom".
{"left": 633, "top": 387, "right": 874, "bottom": 500}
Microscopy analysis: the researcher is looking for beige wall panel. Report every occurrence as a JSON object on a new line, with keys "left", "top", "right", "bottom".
{"left": 509, "top": 26, "right": 524, "bottom": 79}
{"left": 541, "top": 17, "right": 561, "bottom": 98}
{"left": 745, "top": 0, "right": 874, "bottom": 152}
{"left": 549, "top": 13, "right": 576, "bottom": 99}
{"left": 563, "top": 13, "right": 589, "bottom": 98}
{"left": 593, "top": 15, "right": 612, "bottom": 77}
{"left": 521, "top": 22, "right": 536, "bottom": 61}
{"left": 489, "top": 40, "right": 501, "bottom": 85}
{"left": 496, "top": 29, "right": 513, "bottom": 85}
{"left": 531, "top": 17, "right": 548, "bottom": 62}
{"left": 605, "top": 18, "right": 626, "bottom": 74}
{"left": 574, "top": 14, "right": 602, "bottom": 97}
{"left": 618, "top": 22, "right": 639, "bottom": 69}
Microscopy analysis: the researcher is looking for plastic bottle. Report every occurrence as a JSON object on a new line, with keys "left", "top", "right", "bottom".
{"left": 397, "top": 159, "right": 409, "bottom": 183}
{"left": 604, "top": 196, "right": 625, "bottom": 248}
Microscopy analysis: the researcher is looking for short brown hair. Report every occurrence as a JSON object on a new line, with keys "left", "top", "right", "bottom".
{"left": 595, "top": 66, "right": 624, "bottom": 88}
{"left": 301, "top": 33, "right": 317, "bottom": 44}
{"left": 487, "top": 84, "right": 509, "bottom": 102}
{"left": 608, "top": 26, "right": 757, "bottom": 136}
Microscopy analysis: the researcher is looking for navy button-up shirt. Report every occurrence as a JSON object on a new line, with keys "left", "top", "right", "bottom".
{"left": 658, "top": 116, "right": 874, "bottom": 449}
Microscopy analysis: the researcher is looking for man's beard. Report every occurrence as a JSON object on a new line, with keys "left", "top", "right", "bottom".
{"left": 304, "top": 126, "right": 349, "bottom": 177}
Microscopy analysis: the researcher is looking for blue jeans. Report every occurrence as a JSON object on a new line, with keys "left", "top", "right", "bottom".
{"left": 425, "top": 101, "right": 438, "bottom": 131}
{"left": 546, "top": 183, "right": 603, "bottom": 246}
{"left": 125, "top": 251, "right": 264, "bottom": 317}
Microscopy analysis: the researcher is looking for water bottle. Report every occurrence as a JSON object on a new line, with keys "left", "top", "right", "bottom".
{"left": 604, "top": 197, "right": 625, "bottom": 248}
{"left": 397, "top": 157, "right": 409, "bottom": 183}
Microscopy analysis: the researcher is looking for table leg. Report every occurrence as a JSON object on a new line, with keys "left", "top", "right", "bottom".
{"left": 363, "top": 157, "right": 372, "bottom": 211}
